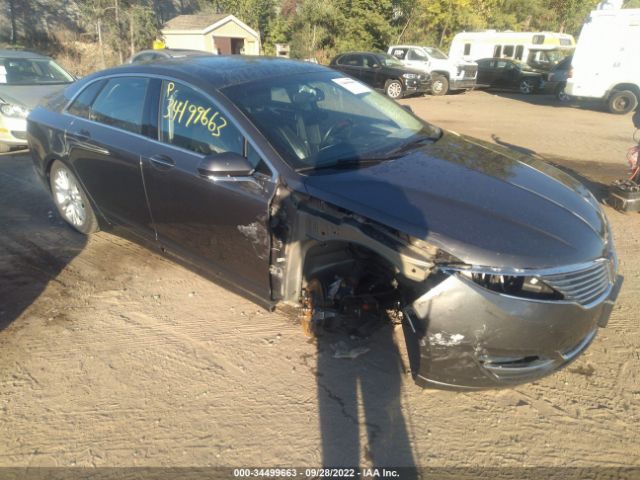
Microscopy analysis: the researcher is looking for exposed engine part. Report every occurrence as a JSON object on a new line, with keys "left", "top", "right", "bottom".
{"left": 299, "top": 253, "right": 405, "bottom": 338}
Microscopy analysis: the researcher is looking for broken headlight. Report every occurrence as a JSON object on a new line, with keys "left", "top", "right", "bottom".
{"left": 441, "top": 266, "right": 564, "bottom": 301}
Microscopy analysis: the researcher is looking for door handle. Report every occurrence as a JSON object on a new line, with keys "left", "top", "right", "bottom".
{"left": 76, "top": 129, "right": 91, "bottom": 142}
{"left": 149, "top": 154, "right": 175, "bottom": 169}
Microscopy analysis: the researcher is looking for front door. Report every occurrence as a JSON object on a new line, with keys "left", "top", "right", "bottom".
{"left": 142, "top": 80, "right": 275, "bottom": 301}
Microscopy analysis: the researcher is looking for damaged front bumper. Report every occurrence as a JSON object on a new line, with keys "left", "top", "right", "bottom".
{"left": 403, "top": 267, "right": 623, "bottom": 390}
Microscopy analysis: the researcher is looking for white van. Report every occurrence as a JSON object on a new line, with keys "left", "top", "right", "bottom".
{"left": 387, "top": 45, "right": 478, "bottom": 95}
{"left": 449, "top": 31, "right": 575, "bottom": 71}
{"left": 566, "top": 7, "right": 640, "bottom": 114}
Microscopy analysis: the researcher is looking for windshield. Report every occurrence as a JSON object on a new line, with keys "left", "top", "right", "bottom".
{"left": 423, "top": 47, "right": 448, "bottom": 60}
{"left": 0, "top": 57, "right": 74, "bottom": 86}
{"left": 222, "top": 71, "right": 440, "bottom": 172}
{"left": 527, "top": 49, "right": 571, "bottom": 69}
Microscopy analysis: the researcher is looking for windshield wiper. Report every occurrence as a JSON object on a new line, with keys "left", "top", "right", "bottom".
{"left": 297, "top": 158, "right": 387, "bottom": 174}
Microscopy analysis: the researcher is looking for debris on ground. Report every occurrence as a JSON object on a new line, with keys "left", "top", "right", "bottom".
{"left": 331, "top": 340, "right": 371, "bottom": 359}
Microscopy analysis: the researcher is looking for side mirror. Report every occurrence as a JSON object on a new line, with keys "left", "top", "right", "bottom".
{"left": 401, "top": 105, "right": 413, "bottom": 114}
{"left": 198, "top": 152, "right": 254, "bottom": 178}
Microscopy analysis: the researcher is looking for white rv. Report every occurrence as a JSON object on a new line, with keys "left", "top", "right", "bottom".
{"left": 566, "top": 7, "right": 640, "bottom": 114}
{"left": 449, "top": 31, "right": 575, "bottom": 71}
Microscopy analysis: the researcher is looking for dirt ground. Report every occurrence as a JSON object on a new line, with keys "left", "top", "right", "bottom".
{"left": 1, "top": 91, "right": 639, "bottom": 476}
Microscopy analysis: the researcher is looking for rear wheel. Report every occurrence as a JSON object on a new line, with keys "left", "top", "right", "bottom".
{"left": 385, "top": 79, "right": 403, "bottom": 99}
{"left": 431, "top": 74, "right": 449, "bottom": 96}
{"left": 607, "top": 90, "right": 638, "bottom": 115}
{"left": 49, "top": 160, "right": 99, "bottom": 235}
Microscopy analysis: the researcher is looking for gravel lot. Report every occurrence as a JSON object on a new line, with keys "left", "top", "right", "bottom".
{"left": 1, "top": 91, "right": 638, "bottom": 476}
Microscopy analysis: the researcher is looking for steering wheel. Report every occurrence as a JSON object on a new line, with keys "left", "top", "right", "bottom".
{"left": 321, "top": 119, "right": 354, "bottom": 148}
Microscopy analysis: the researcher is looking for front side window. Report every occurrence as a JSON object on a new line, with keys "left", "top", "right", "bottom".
{"left": 407, "top": 49, "right": 429, "bottom": 61}
{"left": 67, "top": 80, "right": 106, "bottom": 119}
{"left": 160, "top": 80, "right": 243, "bottom": 156}
{"left": 90, "top": 77, "right": 149, "bottom": 134}
{"left": 503, "top": 45, "right": 515, "bottom": 58}
{"left": 0, "top": 57, "right": 74, "bottom": 85}
{"left": 464, "top": 43, "right": 471, "bottom": 56}
{"left": 222, "top": 71, "right": 440, "bottom": 172}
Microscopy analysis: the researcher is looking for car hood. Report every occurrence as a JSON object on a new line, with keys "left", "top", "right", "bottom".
{"left": 302, "top": 132, "right": 609, "bottom": 270}
{"left": 0, "top": 84, "right": 70, "bottom": 109}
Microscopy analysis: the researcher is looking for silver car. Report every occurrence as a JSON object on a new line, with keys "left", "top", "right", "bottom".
{"left": 0, "top": 50, "right": 74, "bottom": 152}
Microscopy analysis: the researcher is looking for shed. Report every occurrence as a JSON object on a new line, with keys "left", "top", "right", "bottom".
{"left": 161, "top": 14, "right": 260, "bottom": 55}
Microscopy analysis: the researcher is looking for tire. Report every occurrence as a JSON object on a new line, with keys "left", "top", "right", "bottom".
{"left": 0, "top": 143, "right": 11, "bottom": 153}
{"left": 431, "top": 74, "right": 449, "bottom": 96}
{"left": 519, "top": 78, "right": 535, "bottom": 95}
{"left": 607, "top": 90, "right": 638, "bottom": 115}
{"left": 556, "top": 82, "right": 570, "bottom": 103}
{"left": 385, "top": 79, "right": 403, "bottom": 99}
{"left": 49, "top": 160, "right": 99, "bottom": 235}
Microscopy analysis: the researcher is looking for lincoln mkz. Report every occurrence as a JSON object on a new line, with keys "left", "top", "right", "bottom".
{"left": 27, "top": 57, "right": 622, "bottom": 389}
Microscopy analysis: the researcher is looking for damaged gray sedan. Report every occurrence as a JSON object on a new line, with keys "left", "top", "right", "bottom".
{"left": 27, "top": 56, "right": 622, "bottom": 390}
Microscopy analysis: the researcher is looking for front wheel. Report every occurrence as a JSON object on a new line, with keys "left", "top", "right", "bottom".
{"left": 49, "top": 160, "right": 99, "bottom": 235}
{"left": 431, "top": 75, "right": 449, "bottom": 96}
{"left": 385, "top": 80, "right": 403, "bottom": 99}
{"left": 607, "top": 90, "right": 638, "bottom": 115}
{"left": 556, "top": 82, "right": 570, "bottom": 102}
{"left": 519, "top": 79, "right": 536, "bottom": 95}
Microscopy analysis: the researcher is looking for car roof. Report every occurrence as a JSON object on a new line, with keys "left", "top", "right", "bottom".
{"left": 134, "top": 48, "right": 209, "bottom": 57}
{"left": 0, "top": 49, "right": 50, "bottom": 59}
{"left": 84, "top": 56, "right": 328, "bottom": 91}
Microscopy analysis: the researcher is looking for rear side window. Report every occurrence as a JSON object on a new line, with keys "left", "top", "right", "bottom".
{"left": 67, "top": 80, "right": 105, "bottom": 119}
{"left": 337, "top": 54, "right": 362, "bottom": 67}
{"left": 90, "top": 77, "right": 149, "bottom": 134}
{"left": 503, "top": 45, "right": 515, "bottom": 58}
{"left": 159, "top": 80, "right": 243, "bottom": 156}
{"left": 464, "top": 43, "right": 471, "bottom": 56}
{"left": 391, "top": 48, "right": 407, "bottom": 60}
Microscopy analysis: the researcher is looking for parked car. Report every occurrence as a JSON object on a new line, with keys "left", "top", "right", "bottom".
{"left": 387, "top": 45, "right": 477, "bottom": 95}
{"left": 0, "top": 50, "right": 74, "bottom": 152}
{"left": 544, "top": 55, "right": 573, "bottom": 101}
{"left": 28, "top": 57, "right": 620, "bottom": 390}
{"left": 329, "top": 51, "right": 431, "bottom": 99}
{"left": 476, "top": 58, "right": 546, "bottom": 94}
{"left": 127, "top": 48, "right": 211, "bottom": 64}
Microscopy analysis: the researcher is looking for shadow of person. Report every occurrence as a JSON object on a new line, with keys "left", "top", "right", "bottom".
{"left": 316, "top": 322, "right": 417, "bottom": 475}
{"left": 0, "top": 151, "right": 86, "bottom": 331}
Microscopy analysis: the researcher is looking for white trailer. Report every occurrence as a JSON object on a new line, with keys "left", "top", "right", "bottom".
{"left": 566, "top": 7, "right": 640, "bottom": 114}
{"left": 449, "top": 31, "right": 575, "bottom": 71}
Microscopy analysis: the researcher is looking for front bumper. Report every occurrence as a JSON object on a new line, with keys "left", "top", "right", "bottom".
{"left": 450, "top": 78, "right": 477, "bottom": 91}
{"left": 404, "top": 78, "right": 432, "bottom": 95}
{"left": 403, "top": 270, "right": 622, "bottom": 390}
{"left": 0, "top": 115, "right": 28, "bottom": 147}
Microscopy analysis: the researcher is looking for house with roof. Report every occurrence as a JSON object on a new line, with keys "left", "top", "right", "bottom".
{"left": 161, "top": 14, "right": 261, "bottom": 55}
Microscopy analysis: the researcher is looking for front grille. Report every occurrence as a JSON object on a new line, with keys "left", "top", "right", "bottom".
{"left": 11, "top": 131, "right": 26, "bottom": 140}
{"left": 462, "top": 66, "right": 477, "bottom": 78}
{"left": 542, "top": 260, "right": 613, "bottom": 307}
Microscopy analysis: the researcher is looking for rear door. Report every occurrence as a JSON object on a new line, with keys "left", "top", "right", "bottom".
{"left": 141, "top": 79, "right": 276, "bottom": 301}
{"left": 65, "top": 76, "right": 156, "bottom": 239}
{"left": 334, "top": 54, "right": 365, "bottom": 82}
